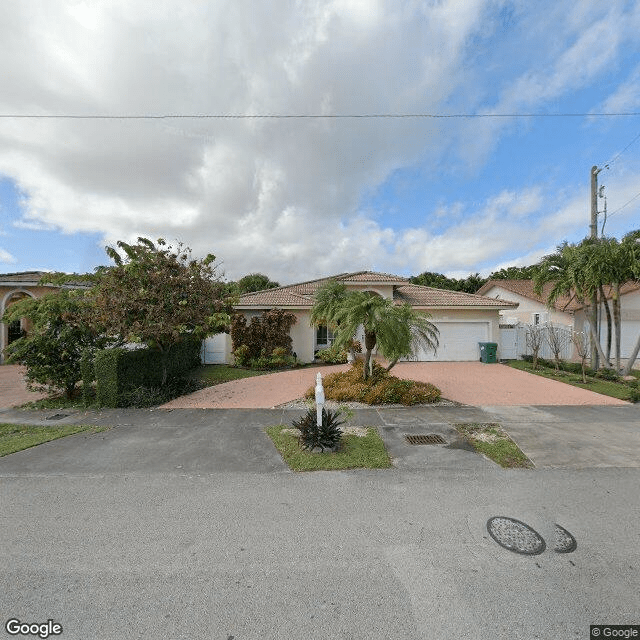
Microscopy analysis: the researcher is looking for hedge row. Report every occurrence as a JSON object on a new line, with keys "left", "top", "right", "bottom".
{"left": 84, "top": 338, "right": 201, "bottom": 407}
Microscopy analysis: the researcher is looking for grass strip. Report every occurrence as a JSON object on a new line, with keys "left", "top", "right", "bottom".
{"left": 266, "top": 424, "right": 392, "bottom": 471}
{"left": 507, "top": 360, "right": 636, "bottom": 401}
{"left": 454, "top": 423, "right": 533, "bottom": 469}
{"left": 0, "top": 423, "right": 109, "bottom": 457}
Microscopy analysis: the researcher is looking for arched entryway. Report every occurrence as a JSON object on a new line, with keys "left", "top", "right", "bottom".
{"left": 1, "top": 289, "right": 35, "bottom": 363}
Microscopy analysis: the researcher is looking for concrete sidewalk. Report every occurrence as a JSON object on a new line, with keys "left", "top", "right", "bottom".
{"left": 1, "top": 404, "right": 638, "bottom": 472}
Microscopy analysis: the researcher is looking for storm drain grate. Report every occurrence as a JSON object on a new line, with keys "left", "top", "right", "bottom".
{"left": 487, "top": 516, "right": 546, "bottom": 555}
{"left": 404, "top": 434, "right": 447, "bottom": 445}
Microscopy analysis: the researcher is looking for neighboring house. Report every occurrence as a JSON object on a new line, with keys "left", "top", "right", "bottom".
{"left": 203, "top": 271, "right": 518, "bottom": 364}
{"left": 477, "top": 279, "right": 580, "bottom": 327}
{"left": 0, "top": 272, "right": 57, "bottom": 364}
{"left": 478, "top": 279, "right": 640, "bottom": 361}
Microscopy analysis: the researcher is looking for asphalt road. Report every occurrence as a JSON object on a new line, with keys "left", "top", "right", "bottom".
{"left": 1, "top": 406, "right": 639, "bottom": 639}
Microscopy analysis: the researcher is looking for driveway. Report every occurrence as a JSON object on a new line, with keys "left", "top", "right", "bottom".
{"left": 161, "top": 361, "right": 628, "bottom": 409}
{"left": 0, "top": 365, "right": 47, "bottom": 408}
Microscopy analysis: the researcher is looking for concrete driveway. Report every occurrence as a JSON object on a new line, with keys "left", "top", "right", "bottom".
{"left": 161, "top": 361, "right": 628, "bottom": 409}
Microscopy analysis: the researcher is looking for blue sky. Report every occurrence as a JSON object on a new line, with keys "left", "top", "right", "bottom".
{"left": 1, "top": 0, "right": 640, "bottom": 284}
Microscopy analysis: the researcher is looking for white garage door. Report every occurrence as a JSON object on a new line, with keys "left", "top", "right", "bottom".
{"left": 411, "top": 321, "right": 489, "bottom": 361}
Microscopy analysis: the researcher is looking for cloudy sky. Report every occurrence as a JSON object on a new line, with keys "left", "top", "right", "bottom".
{"left": 1, "top": 0, "right": 640, "bottom": 284}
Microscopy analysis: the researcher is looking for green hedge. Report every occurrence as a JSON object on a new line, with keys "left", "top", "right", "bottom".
{"left": 94, "top": 339, "right": 201, "bottom": 407}
{"left": 80, "top": 349, "right": 95, "bottom": 405}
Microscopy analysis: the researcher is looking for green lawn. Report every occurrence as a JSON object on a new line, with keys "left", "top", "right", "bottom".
{"left": 189, "top": 364, "right": 271, "bottom": 386}
{"left": 265, "top": 425, "right": 392, "bottom": 471}
{"left": 454, "top": 423, "right": 533, "bottom": 468}
{"left": 507, "top": 360, "right": 638, "bottom": 402}
{"left": 0, "top": 423, "right": 110, "bottom": 457}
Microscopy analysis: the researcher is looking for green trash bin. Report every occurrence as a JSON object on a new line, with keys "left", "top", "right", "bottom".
{"left": 479, "top": 342, "right": 498, "bottom": 363}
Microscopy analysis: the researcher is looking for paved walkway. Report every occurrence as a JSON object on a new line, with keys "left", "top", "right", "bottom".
{"left": 161, "top": 361, "right": 628, "bottom": 409}
{"left": 0, "top": 364, "right": 47, "bottom": 408}
{"left": 161, "top": 363, "right": 351, "bottom": 409}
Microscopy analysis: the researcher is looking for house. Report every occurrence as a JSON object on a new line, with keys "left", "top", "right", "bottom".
{"left": 477, "top": 278, "right": 640, "bottom": 361}
{"left": 476, "top": 279, "right": 580, "bottom": 327}
{"left": 203, "top": 271, "right": 518, "bottom": 364}
{"left": 0, "top": 272, "right": 59, "bottom": 364}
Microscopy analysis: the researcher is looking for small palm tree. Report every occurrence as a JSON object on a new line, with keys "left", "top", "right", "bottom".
{"left": 311, "top": 281, "right": 439, "bottom": 379}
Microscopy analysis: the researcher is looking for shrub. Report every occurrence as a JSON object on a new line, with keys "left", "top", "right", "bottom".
{"left": 595, "top": 368, "right": 620, "bottom": 382}
{"left": 317, "top": 340, "right": 362, "bottom": 364}
{"left": 306, "top": 361, "right": 441, "bottom": 406}
{"left": 292, "top": 407, "right": 344, "bottom": 451}
{"left": 94, "top": 339, "right": 201, "bottom": 407}
{"left": 233, "top": 344, "right": 251, "bottom": 367}
{"left": 231, "top": 309, "right": 296, "bottom": 363}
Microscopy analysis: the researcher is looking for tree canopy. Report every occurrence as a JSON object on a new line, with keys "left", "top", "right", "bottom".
{"left": 89, "top": 237, "right": 235, "bottom": 381}
{"left": 235, "top": 273, "right": 280, "bottom": 293}
{"left": 2, "top": 289, "right": 110, "bottom": 398}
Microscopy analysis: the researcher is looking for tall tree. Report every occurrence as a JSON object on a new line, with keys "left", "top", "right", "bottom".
{"left": 90, "top": 238, "right": 235, "bottom": 384}
{"left": 534, "top": 240, "right": 610, "bottom": 368}
{"left": 310, "top": 281, "right": 439, "bottom": 379}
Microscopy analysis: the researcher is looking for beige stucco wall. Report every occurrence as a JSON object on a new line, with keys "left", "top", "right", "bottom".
{"left": 482, "top": 285, "right": 573, "bottom": 327}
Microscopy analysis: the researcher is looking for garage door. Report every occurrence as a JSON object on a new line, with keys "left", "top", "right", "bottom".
{"left": 410, "top": 321, "right": 489, "bottom": 361}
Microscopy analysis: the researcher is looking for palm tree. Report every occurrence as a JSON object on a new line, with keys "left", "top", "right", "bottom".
{"left": 534, "top": 240, "right": 610, "bottom": 369}
{"left": 310, "top": 281, "right": 439, "bottom": 379}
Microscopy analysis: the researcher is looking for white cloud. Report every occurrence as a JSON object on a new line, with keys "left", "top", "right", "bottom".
{"left": 0, "top": 0, "right": 638, "bottom": 283}
{"left": 0, "top": 247, "right": 17, "bottom": 264}
{"left": 598, "top": 63, "right": 640, "bottom": 114}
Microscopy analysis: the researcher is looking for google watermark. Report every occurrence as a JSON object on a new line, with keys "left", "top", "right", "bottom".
{"left": 591, "top": 626, "right": 640, "bottom": 638}
{"left": 5, "top": 619, "right": 63, "bottom": 638}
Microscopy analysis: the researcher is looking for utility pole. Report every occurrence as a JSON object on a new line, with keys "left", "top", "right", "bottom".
{"left": 590, "top": 165, "right": 600, "bottom": 370}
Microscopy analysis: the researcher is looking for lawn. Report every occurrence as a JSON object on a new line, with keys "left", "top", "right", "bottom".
{"left": 507, "top": 360, "right": 639, "bottom": 402}
{"left": 189, "top": 364, "right": 270, "bottom": 386}
{"left": 266, "top": 424, "right": 392, "bottom": 471}
{"left": 454, "top": 423, "right": 533, "bottom": 468}
{"left": 0, "top": 423, "right": 110, "bottom": 457}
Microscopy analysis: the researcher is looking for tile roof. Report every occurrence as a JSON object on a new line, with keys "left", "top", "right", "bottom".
{"left": 477, "top": 279, "right": 583, "bottom": 312}
{"left": 478, "top": 279, "right": 640, "bottom": 311}
{"left": 237, "top": 271, "right": 518, "bottom": 309}
{"left": 0, "top": 271, "right": 49, "bottom": 284}
{"left": 393, "top": 284, "right": 516, "bottom": 308}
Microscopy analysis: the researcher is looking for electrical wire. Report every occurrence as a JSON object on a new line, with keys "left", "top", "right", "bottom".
{"left": 600, "top": 129, "right": 640, "bottom": 171}
{"left": 607, "top": 189, "right": 640, "bottom": 219}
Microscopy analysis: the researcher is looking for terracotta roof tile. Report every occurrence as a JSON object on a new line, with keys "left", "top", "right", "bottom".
{"left": 393, "top": 284, "right": 517, "bottom": 308}
{"left": 237, "top": 271, "right": 518, "bottom": 309}
{"left": 477, "top": 279, "right": 583, "bottom": 311}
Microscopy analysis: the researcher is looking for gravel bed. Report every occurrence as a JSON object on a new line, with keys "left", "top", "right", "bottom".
{"left": 275, "top": 397, "right": 462, "bottom": 410}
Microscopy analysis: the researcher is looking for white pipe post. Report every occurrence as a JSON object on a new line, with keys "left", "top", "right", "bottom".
{"left": 315, "top": 372, "right": 325, "bottom": 427}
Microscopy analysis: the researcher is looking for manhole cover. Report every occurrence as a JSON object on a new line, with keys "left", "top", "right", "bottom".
{"left": 404, "top": 434, "right": 447, "bottom": 445}
{"left": 46, "top": 413, "right": 70, "bottom": 421}
{"left": 486, "top": 516, "right": 546, "bottom": 555}
{"left": 554, "top": 524, "right": 577, "bottom": 553}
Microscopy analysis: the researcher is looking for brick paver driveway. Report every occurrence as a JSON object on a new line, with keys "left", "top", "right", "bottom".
{"left": 162, "top": 361, "right": 628, "bottom": 409}
{"left": 0, "top": 365, "right": 47, "bottom": 408}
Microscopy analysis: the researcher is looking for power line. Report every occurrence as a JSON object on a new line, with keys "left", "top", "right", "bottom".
{"left": 1, "top": 111, "right": 640, "bottom": 120}
{"left": 601, "top": 129, "right": 640, "bottom": 170}
{"left": 607, "top": 189, "right": 640, "bottom": 218}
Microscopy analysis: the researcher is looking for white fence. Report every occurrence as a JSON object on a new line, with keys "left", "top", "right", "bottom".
{"left": 499, "top": 323, "right": 575, "bottom": 361}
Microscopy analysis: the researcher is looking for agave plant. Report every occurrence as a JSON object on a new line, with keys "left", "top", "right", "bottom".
{"left": 292, "top": 407, "right": 345, "bottom": 452}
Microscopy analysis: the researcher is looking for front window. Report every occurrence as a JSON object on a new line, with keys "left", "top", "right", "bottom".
{"left": 316, "top": 325, "right": 334, "bottom": 347}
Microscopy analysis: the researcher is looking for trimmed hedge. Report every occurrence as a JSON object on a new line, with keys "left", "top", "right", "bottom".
{"left": 93, "top": 339, "right": 201, "bottom": 407}
{"left": 80, "top": 349, "right": 95, "bottom": 405}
